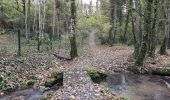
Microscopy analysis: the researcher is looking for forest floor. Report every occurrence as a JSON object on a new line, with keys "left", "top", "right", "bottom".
{"left": 0, "top": 45, "right": 170, "bottom": 99}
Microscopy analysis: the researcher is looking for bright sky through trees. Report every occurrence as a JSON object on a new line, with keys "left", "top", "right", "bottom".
{"left": 82, "top": 0, "right": 96, "bottom": 5}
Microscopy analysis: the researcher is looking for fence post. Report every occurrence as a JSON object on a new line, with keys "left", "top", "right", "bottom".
{"left": 17, "top": 29, "right": 21, "bottom": 56}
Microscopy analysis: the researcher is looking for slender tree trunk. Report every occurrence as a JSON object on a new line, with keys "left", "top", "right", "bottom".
{"left": 108, "top": 0, "right": 114, "bottom": 46}
{"left": 33, "top": 6, "right": 37, "bottom": 32}
{"left": 113, "top": 4, "right": 117, "bottom": 43}
{"left": 42, "top": 0, "right": 46, "bottom": 38}
{"left": 133, "top": 0, "right": 142, "bottom": 58}
{"left": 69, "top": 0, "right": 78, "bottom": 58}
{"left": 28, "top": 0, "right": 31, "bottom": 38}
{"left": 25, "top": 0, "right": 28, "bottom": 40}
{"left": 167, "top": 2, "right": 170, "bottom": 49}
{"left": 53, "top": 0, "right": 56, "bottom": 37}
{"left": 147, "top": 0, "right": 158, "bottom": 57}
{"left": 18, "top": 29, "right": 21, "bottom": 56}
{"left": 123, "top": 1, "right": 130, "bottom": 44}
{"left": 159, "top": 1, "right": 170, "bottom": 54}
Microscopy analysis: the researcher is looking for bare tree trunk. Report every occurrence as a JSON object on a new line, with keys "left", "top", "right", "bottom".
{"left": 42, "top": 0, "right": 46, "bottom": 37}
{"left": 53, "top": 0, "right": 56, "bottom": 37}
{"left": 123, "top": 0, "right": 130, "bottom": 44}
{"left": 33, "top": 5, "right": 37, "bottom": 32}
{"left": 147, "top": 0, "right": 158, "bottom": 57}
{"left": 133, "top": 0, "right": 142, "bottom": 58}
{"left": 28, "top": 0, "right": 31, "bottom": 39}
{"left": 25, "top": 0, "right": 28, "bottom": 40}
{"left": 69, "top": 0, "right": 78, "bottom": 58}
{"left": 167, "top": 2, "right": 170, "bottom": 49}
{"left": 108, "top": 0, "right": 114, "bottom": 46}
{"left": 135, "top": 0, "right": 153, "bottom": 67}
{"left": 113, "top": 3, "right": 117, "bottom": 43}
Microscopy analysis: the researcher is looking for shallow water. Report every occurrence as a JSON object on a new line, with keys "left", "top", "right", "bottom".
{"left": 0, "top": 88, "right": 42, "bottom": 100}
{"left": 101, "top": 74, "right": 170, "bottom": 100}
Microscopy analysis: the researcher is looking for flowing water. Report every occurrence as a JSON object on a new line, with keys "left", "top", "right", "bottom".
{"left": 1, "top": 74, "right": 170, "bottom": 100}
{"left": 101, "top": 73, "right": 170, "bottom": 100}
{"left": 0, "top": 88, "right": 43, "bottom": 100}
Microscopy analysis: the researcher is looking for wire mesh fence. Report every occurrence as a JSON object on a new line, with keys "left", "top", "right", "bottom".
{"left": 0, "top": 30, "right": 73, "bottom": 56}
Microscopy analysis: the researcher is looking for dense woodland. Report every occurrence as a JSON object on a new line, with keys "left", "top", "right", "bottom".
{"left": 0, "top": 0, "right": 170, "bottom": 99}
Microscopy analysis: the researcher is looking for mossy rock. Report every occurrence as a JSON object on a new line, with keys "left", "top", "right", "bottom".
{"left": 51, "top": 72, "right": 63, "bottom": 85}
{"left": 44, "top": 72, "right": 63, "bottom": 87}
{"left": 86, "top": 69, "right": 107, "bottom": 83}
{"left": 0, "top": 76, "right": 3, "bottom": 82}
{"left": 27, "top": 80, "right": 35, "bottom": 86}
{"left": 20, "top": 83, "right": 28, "bottom": 90}
{"left": 44, "top": 79, "right": 56, "bottom": 88}
{"left": 41, "top": 95, "right": 47, "bottom": 100}
{"left": 127, "top": 65, "right": 140, "bottom": 74}
{"left": 152, "top": 68, "right": 170, "bottom": 76}
{"left": 28, "top": 75, "right": 37, "bottom": 80}
{"left": 3, "top": 87, "right": 16, "bottom": 92}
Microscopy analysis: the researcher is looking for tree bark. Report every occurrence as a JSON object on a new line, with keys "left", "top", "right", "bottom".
{"left": 135, "top": 0, "right": 153, "bottom": 66}
{"left": 69, "top": 0, "right": 78, "bottom": 58}
{"left": 133, "top": 0, "right": 142, "bottom": 58}
{"left": 123, "top": 0, "right": 130, "bottom": 44}
{"left": 167, "top": 1, "right": 170, "bottom": 49}
{"left": 108, "top": 0, "right": 114, "bottom": 46}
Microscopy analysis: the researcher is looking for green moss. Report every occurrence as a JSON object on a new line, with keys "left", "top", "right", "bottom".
{"left": 28, "top": 75, "right": 37, "bottom": 80}
{"left": 44, "top": 72, "right": 63, "bottom": 87}
{"left": 20, "top": 83, "right": 28, "bottom": 89}
{"left": 44, "top": 79, "right": 56, "bottom": 87}
{"left": 27, "top": 80, "right": 35, "bottom": 86}
{"left": 127, "top": 65, "right": 139, "bottom": 74}
{"left": 0, "top": 76, "right": 3, "bottom": 82}
{"left": 86, "top": 69, "right": 107, "bottom": 83}
{"left": 41, "top": 95, "right": 47, "bottom": 100}
{"left": 51, "top": 72, "right": 63, "bottom": 86}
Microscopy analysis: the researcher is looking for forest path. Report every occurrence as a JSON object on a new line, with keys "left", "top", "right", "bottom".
{"left": 89, "top": 28, "right": 97, "bottom": 46}
{"left": 51, "top": 46, "right": 134, "bottom": 99}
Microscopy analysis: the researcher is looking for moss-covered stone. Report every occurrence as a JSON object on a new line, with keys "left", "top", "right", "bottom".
{"left": 44, "top": 79, "right": 56, "bottom": 87}
{"left": 51, "top": 72, "right": 63, "bottom": 86}
{"left": 27, "top": 80, "right": 35, "bottom": 86}
{"left": 86, "top": 69, "right": 107, "bottom": 83}
{"left": 127, "top": 65, "right": 140, "bottom": 74}
{"left": 20, "top": 83, "right": 28, "bottom": 90}
{"left": 41, "top": 95, "right": 47, "bottom": 100}
{"left": 28, "top": 75, "right": 37, "bottom": 80}
{"left": 44, "top": 72, "right": 63, "bottom": 87}
{"left": 0, "top": 76, "right": 3, "bottom": 82}
{"left": 152, "top": 68, "right": 170, "bottom": 76}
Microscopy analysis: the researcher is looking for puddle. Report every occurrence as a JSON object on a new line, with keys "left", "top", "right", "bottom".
{"left": 0, "top": 88, "right": 43, "bottom": 100}
{"left": 101, "top": 73, "right": 170, "bottom": 100}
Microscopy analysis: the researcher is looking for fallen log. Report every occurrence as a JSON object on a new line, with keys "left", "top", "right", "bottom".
{"left": 53, "top": 54, "right": 73, "bottom": 60}
{"left": 152, "top": 68, "right": 170, "bottom": 76}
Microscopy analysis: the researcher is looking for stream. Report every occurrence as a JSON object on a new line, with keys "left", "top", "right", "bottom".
{"left": 1, "top": 74, "right": 170, "bottom": 100}
{"left": 100, "top": 73, "right": 170, "bottom": 100}
{"left": 0, "top": 88, "right": 43, "bottom": 100}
